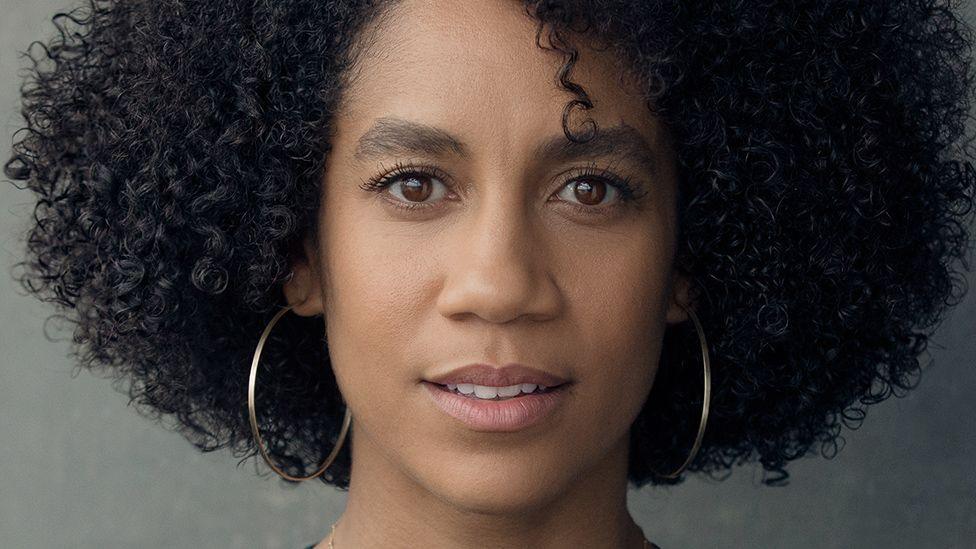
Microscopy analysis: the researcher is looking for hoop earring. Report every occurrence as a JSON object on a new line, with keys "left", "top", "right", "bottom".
{"left": 247, "top": 304, "right": 352, "bottom": 482}
{"left": 652, "top": 302, "right": 711, "bottom": 479}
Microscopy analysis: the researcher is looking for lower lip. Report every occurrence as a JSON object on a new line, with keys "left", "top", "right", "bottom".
{"left": 422, "top": 381, "right": 568, "bottom": 432}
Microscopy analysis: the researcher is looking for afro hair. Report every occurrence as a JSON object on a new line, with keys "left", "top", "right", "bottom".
{"left": 5, "top": 0, "right": 976, "bottom": 489}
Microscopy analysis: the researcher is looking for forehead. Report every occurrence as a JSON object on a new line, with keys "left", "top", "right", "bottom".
{"left": 336, "top": 0, "right": 661, "bottom": 159}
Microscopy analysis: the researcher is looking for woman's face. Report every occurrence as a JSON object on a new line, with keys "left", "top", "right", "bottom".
{"left": 287, "top": 0, "right": 690, "bottom": 513}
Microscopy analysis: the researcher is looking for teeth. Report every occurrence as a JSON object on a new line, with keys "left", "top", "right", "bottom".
{"left": 444, "top": 382, "right": 546, "bottom": 399}
{"left": 474, "top": 385, "right": 497, "bottom": 399}
{"left": 496, "top": 385, "right": 521, "bottom": 398}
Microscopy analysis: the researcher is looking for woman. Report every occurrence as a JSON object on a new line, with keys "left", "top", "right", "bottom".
{"left": 5, "top": 0, "right": 975, "bottom": 547}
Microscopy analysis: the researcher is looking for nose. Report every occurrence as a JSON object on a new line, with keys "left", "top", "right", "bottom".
{"left": 435, "top": 182, "right": 561, "bottom": 325}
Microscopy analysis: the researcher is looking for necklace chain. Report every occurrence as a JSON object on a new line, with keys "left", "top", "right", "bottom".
{"left": 326, "top": 521, "right": 657, "bottom": 548}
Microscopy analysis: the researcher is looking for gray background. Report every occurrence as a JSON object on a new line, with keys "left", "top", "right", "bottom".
{"left": 1, "top": 1, "right": 974, "bottom": 548}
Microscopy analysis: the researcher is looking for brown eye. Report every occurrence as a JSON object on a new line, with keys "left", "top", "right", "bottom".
{"left": 359, "top": 163, "right": 455, "bottom": 212}
{"left": 571, "top": 179, "right": 607, "bottom": 205}
{"left": 390, "top": 173, "right": 452, "bottom": 203}
{"left": 384, "top": 172, "right": 451, "bottom": 205}
{"left": 398, "top": 174, "right": 435, "bottom": 202}
{"left": 557, "top": 177, "right": 619, "bottom": 207}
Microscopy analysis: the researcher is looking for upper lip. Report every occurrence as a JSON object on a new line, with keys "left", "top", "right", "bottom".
{"left": 425, "top": 363, "right": 571, "bottom": 387}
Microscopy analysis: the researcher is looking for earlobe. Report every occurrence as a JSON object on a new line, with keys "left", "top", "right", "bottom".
{"left": 665, "top": 271, "right": 695, "bottom": 325}
{"left": 282, "top": 237, "right": 325, "bottom": 317}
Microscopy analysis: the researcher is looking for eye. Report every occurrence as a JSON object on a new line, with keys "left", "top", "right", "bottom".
{"left": 358, "top": 161, "right": 454, "bottom": 212}
{"left": 385, "top": 172, "right": 449, "bottom": 204}
{"left": 556, "top": 177, "right": 620, "bottom": 207}
{"left": 551, "top": 163, "right": 646, "bottom": 216}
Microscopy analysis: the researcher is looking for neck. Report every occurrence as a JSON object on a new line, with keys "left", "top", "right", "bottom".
{"left": 318, "top": 427, "right": 649, "bottom": 549}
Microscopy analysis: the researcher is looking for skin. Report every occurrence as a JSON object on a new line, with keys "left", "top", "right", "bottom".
{"left": 284, "top": 1, "right": 694, "bottom": 547}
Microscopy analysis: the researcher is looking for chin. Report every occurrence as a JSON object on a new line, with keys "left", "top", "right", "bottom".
{"left": 415, "top": 458, "right": 573, "bottom": 516}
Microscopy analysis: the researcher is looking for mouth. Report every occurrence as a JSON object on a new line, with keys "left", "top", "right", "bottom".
{"left": 421, "top": 380, "right": 571, "bottom": 432}
{"left": 425, "top": 380, "right": 569, "bottom": 401}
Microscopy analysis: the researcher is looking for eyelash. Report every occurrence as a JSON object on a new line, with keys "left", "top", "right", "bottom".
{"left": 357, "top": 160, "right": 647, "bottom": 217}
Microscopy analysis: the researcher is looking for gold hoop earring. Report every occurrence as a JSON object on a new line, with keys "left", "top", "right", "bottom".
{"left": 653, "top": 302, "right": 711, "bottom": 479}
{"left": 247, "top": 304, "right": 352, "bottom": 482}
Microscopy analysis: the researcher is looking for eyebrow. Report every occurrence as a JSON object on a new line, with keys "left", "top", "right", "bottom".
{"left": 355, "top": 116, "right": 467, "bottom": 160}
{"left": 353, "top": 116, "right": 659, "bottom": 176}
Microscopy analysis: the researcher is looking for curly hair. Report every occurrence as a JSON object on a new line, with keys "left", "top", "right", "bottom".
{"left": 5, "top": 0, "right": 976, "bottom": 490}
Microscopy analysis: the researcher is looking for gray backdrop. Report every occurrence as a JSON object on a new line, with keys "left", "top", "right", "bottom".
{"left": 1, "top": 1, "right": 974, "bottom": 548}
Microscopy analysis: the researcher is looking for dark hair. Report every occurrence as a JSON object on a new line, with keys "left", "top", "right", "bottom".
{"left": 5, "top": 0, "right": 976, "bottom": 490}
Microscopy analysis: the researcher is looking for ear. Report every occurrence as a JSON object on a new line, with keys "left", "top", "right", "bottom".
{"left": 664, "top": 269, "right": 696, "bottom": 325}
{"left": 282, "top": 234, "right": 325, "bottom": 317}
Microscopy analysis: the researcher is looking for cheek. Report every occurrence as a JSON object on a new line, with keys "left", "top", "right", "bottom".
{"left": 561, "top": 237, "right": 672, "bottom": 434}
{"left": 317, "top": 210, "right": 434, "bottom": 428}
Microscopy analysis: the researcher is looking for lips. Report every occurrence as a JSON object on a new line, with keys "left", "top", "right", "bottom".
{"left": 422, "top": 380, "right": 568, "bottom": 432}
{"left": 424, "top": 363, "right": 571, "bottom": 388}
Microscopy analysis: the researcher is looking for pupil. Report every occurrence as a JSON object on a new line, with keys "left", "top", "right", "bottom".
{"left": 575, "top": 180, "right": 606, "bottom": 205}
{"left": 401, "top": 176, "right": 431, "bottom": 202}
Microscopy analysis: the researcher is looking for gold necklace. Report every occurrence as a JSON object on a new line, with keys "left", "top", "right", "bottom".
{"left": 326, "top": 521, "right": 659, "bottom": 548}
